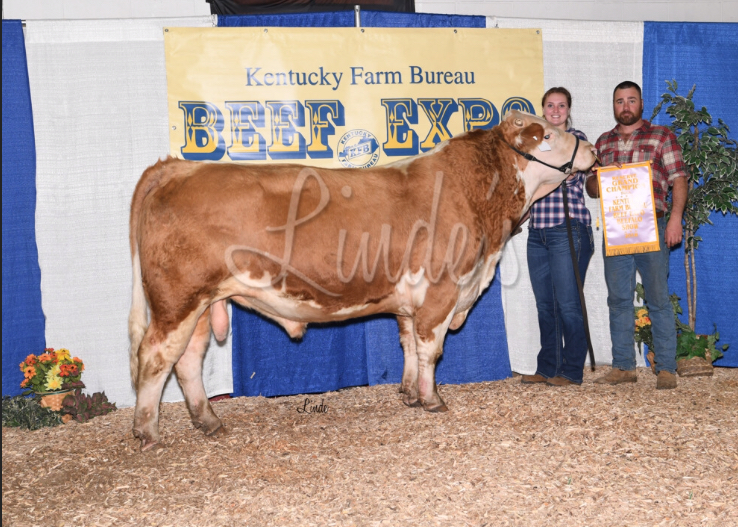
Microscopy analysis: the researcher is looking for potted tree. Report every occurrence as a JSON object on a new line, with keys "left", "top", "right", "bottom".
{"left": 649, "top": 80, "right": 737, "bottom": 375}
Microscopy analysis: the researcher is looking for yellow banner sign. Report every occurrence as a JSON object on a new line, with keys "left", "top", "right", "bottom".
{"left": 163, "top": 27, "right": 543, "bottom": 167}
{"left": 597, "top": 161, "right": 660, "bottom": 256}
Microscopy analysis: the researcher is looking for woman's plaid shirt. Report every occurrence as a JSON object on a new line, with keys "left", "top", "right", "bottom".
{"left": 592, "top": 120, "right": 687, "bottom": 212}
{"left": 528, "top": 128, "right": 591, "bottom": 229}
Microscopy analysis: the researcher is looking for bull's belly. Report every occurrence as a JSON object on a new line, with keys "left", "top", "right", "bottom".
{"left": 217, "top": 268, "right": 433, "bottom": 326}
{"left": 231, "top": 291, "right": 391, "bottom": 324}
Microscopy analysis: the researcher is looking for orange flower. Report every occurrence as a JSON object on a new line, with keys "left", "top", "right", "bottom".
{"left": 24, "top": 366, "right": 36, "bottom": 379}
{"left": 37, "top": 353, "right": 54, "bottom": 363}
{"left": 20, "top": 379, "right": 29, "bottom": 388}
{"left": 73, "top": 357, "right": 85, "bottom": 371}
{"left": 25, "top": 354, "right": 38, "bottom": 366}
{"left": 59, "top": 363, "right": 79, "bottom": 377}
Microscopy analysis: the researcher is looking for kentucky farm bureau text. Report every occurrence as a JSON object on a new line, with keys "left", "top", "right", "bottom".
{"left": 244, "top": 66, "right": 476, "bottom": 89}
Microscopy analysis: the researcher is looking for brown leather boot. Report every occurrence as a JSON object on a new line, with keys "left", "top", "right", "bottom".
{"left": 656, "top": 371, "right": 677, "bottom": 390}
{"left": 547, "top": 376, "right": 577, "bottom": 387}
{"left": 593, "top": 368, "right": 637, "bottom": 384}
{"left": 521, "top": 374, "right": 547, "bottom": 384}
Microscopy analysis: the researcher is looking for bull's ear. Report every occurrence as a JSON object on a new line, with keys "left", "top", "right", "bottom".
{"left": 506, "top": 110, "right": 525, "bottom": 128}
{"left": 515, "top": 123, "right": 544, "bottom": 148}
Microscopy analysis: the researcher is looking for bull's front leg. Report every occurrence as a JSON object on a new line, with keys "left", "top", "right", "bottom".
{"left": 173, "top": 307, "right": 225, "bottom": 438}
{"left": 415, "top": 339, "right": 448, "bottom": 412}
{"left": 396, "top": 315, "right": 421, "bottom": 407}
{"left": 413, "top": 312, "right": 454, "bottom": 413}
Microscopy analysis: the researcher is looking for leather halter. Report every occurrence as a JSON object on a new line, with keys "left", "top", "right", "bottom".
{"left": 505, "top": 135, "right": 580, "bottom": 175}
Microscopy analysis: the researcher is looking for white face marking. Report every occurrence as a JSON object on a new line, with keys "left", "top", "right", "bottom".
{"left": 538, "top": 141, "right": 551, "bottom": 152}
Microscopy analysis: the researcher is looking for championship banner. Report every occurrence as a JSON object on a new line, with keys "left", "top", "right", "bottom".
{"left": 597, "top": 161, "right": 660, "bottom": 256}
{"left": 163, "top": 27, "right": 543, "bottom": 167}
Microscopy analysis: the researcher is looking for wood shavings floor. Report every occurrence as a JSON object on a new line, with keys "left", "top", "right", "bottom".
{"left": 3, "top": 367, "right": 737, "bottom": 526}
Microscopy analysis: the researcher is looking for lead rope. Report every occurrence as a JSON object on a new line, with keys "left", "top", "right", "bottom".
{"left": 561, "top": 181, "right": 596, "bottom": 371}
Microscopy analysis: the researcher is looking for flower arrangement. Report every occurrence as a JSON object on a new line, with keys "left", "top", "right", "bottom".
{"left": 634, "top": 305, "right": 653, "bottom": 352}
{"left": 19, "top": 348, "right": 84, "bottom": 394}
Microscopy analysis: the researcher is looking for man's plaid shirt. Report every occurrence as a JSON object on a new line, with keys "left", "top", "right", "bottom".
{"left": 529, "top": 128, "right": 591, "bottom": 229}
{"left": 592, "top": 120, "right": 687, "bottom": 212}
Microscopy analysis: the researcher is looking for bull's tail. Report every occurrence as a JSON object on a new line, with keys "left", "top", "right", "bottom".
{"left": 128, "top": 157, "right": 180, "bottom": 388}
{"left": 128, "top": 250, "right": 147, "bottom": 388}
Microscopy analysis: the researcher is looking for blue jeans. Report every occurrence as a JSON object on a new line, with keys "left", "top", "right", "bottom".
{"left": 527, "top": 220, "right": 594, "bottom": 383}
{"left": 603, "top": 217, "right": 677, "bottom": 374}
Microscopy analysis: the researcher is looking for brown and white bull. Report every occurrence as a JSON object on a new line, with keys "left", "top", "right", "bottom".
{"left": 128, "top": 110, "right": 595, "bottom": 450}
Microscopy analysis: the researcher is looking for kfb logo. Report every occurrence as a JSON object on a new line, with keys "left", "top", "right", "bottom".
{"left": 337, "top": 130, "right": 380, "bottom": 168}
{"left": 176, "top": 96, "right": 535, "bottom": 162}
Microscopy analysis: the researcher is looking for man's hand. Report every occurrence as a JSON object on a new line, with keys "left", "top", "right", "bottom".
{"left": 665, "top": 217, "right": 683, "bottom": 248}
{"left": 665, "top": 176, "right": 688, "bottom": 248}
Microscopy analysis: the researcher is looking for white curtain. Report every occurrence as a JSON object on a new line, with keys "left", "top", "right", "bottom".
{"left": 490, "top": 17, "right": 648, "bottom": 373}
{"left": 26, "top": 17, "right": 233, "bottom": 408}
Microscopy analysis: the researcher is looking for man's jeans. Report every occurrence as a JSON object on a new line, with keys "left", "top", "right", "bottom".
{"left": 603, "top": 217, "right": 677, "bottom": 374}
{"left": 527, "top": 220, "right": 594, "bottom": 383}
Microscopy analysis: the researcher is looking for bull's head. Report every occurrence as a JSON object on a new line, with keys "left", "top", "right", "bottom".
{"left": 503, "top": 110, "right": 597, "bottom": 207}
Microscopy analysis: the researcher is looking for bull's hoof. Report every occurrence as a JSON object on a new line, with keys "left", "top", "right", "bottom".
{"left": 139, "top": 438, "right": 164, "bottom": 452}
{"left": 403, "top": 398, "right": 423, "bottom": 408}
{"left": 133, "top": 428, "right": 162, "bottom": 452}
{"left": 423, "top": 402, "right": 449, "bottom": 413}
{"left": 401, "top": 392, "right": 422, "bottom": 407}
{"left": 192, "top": 415, "right": 224, "bottom": 436}
{"left": 205, "top": 423, "right": 228, "bottom": 438}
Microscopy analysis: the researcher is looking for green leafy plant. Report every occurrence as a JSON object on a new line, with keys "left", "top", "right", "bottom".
{"left": 2, "top": 395, "right": 63, "bottom": 430}
{"left": 635, "top": 282, "right": 727, "bottom": 363}
{"left": 651, "top": 80, "right": 738, "bottom": 330}
{"left": 61, "top": 389, "right": 117, "bottom": 423}
{"left": 670, "top": 292, "right": 726, "bottom": 363}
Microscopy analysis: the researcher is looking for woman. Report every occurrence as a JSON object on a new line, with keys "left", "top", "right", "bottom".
{"left": 521, "top": 87, "right": 594, "bottom": 386}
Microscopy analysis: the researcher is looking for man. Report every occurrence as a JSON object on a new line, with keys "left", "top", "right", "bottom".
{"left": 586, "top": 81, "right": 687, "bottom": 390}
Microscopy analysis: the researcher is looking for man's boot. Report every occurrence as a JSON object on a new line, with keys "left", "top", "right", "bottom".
{"left": 593, "top": 368, "right": 637, "bottom": 384}
{"left": 656, "top": 370, "right": 677, "bottom": 390}
{"left": 521, "top": 374, "right": 547, "bottom": 384}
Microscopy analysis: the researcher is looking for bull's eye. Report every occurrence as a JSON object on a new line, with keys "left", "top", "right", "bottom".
{"left": 544, "top": 134, "right": 551, "bottom": 140}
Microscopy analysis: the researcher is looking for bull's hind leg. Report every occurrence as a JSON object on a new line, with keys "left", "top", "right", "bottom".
{"left": 174, "top": 307, "right": 225, "bottom": 438}
{"left": 397, "top": 315, "right": 421, "bottom": 407}
{"left": 133, "top": 310, "right": 202, "bottom": 451}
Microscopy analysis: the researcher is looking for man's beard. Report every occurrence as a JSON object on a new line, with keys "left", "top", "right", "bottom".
{"left": 616, "top": 110, "right": 642, "bottom": 126}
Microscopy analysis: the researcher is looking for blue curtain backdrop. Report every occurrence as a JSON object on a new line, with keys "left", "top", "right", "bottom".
{"left": 2, "top": 20, "right": 47, "bottom": 396}
{"left": 643, "top": 22, "right": 738, "bottom": 367}
{"left": 219, "top": 11, "right": 507, "bottom": 397}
